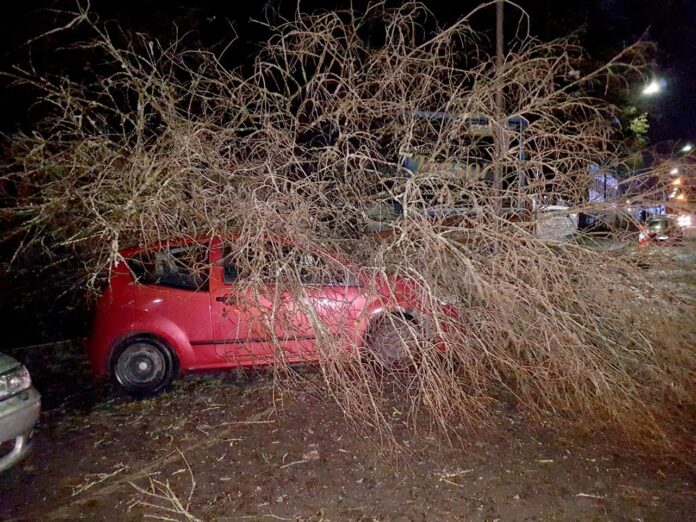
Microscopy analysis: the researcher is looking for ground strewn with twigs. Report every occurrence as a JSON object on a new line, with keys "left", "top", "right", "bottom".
{"left": 1, "top": 238, "right": 695, "bottom": 522}
{"left": 1, "top": 373, "right": 694, "bottom": 522}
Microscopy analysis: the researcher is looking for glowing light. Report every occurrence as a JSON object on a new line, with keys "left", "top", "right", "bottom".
{"left": 670, "top": 168, "right": 679, "bottom": 175}
{"left": 681, "top": 143, "right": 694, "bottom": 153}
{"left": 676, "top": 193, "right": 686, "bottom": 201}
{"left": 641, "top": 79, "right": 663, "bottom": 96}
{"left": 677, "top": 215, "right": 691, "bottom": 227}
{"left": 672, "top": 178, "right": 682, "bottom": 186}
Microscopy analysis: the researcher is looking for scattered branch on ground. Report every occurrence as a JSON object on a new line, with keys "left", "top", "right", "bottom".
{"left": 128, "top": 450, "right": 201, "bottom": 522}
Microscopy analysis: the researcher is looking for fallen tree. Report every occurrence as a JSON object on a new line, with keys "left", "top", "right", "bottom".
{"left": 2, "top": 1, "right": 694, "bottom": 461}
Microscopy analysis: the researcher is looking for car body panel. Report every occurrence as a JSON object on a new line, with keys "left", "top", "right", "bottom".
{"left": 0, "top": 388, "right": 41, "bottom": 442}
{"left": 88, "top": 253, "right": 214, "bottom": 375}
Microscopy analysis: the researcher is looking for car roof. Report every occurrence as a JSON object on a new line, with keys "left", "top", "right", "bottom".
{"left": 118, "top": 235, "right": 351, "bottom": 265}
{"left": 119, "top": 235, "right": 216, "bottom": 258}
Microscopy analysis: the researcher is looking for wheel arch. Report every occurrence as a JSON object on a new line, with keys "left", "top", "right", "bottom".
{"left": 107, "top": 331, "right": 181, "bottom": 379}
{"left": 361, "top": 307, "right": 423, "bottom": 345}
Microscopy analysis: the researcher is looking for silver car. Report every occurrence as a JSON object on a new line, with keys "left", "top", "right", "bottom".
{"left": 0, "top": 353, "right": 40, "bottom": 472}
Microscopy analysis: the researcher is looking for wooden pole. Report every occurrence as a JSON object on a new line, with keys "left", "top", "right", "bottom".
{"left": 494, "top": 0, "right": 505, "bottom": 212}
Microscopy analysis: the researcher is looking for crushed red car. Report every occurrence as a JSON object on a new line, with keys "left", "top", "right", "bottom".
{"left": 88, "top": 236, "right": 449, "bottom": 396}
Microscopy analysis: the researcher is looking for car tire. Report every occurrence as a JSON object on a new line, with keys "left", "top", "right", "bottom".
{"left": 365, "top": 314, "right": 425, "bottom": 368}
{"left": 111, "top": 336, "right": 178, "bottom": 397}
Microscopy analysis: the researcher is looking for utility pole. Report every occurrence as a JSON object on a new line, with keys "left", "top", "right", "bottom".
{"left": 493, "top": 0, "right": 506, "bottom": 212}
{"left": 496, "top": 0, "right": 504, "bottom": 74}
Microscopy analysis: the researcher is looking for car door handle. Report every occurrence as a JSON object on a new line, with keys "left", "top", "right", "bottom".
{"left": 216, "top": 295, "right": 242, "bottom": 303}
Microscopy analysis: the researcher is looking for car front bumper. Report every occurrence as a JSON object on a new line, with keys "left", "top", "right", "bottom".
{"left": 0, "top": 387, "right": 40, "bottom": 472}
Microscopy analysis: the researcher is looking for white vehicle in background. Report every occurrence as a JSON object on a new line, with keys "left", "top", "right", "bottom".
{"left": 676, "top": 214, "right": 692, "bottom": 228}
{"left": 536, "top": 204, "right": 578, "bottom": 240}
{"left": 0, "top": 353, "right": 40, "bottom": 472}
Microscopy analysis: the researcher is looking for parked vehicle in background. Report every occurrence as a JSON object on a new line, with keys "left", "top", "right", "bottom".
{"left": 638, "top": 215, "right": 684, "bottom": 247}
{"left": 676, "top": 213, "right": 692, "bottom": 229}
{"left": 536, "top": 204, "right": 578, "bottom": 240}
{"left": 88, "top": 236, "right": 451, "bottom": 396}
{"left": 0, "top": 353, "right": 40, "bottom": 472}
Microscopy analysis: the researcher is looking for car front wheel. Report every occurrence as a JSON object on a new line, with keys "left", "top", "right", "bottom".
{"left": 112, "top": 337, "right": 177, "bottom": 397}
{"left": 365, "top": 314, "right": 426, "bottom": 368}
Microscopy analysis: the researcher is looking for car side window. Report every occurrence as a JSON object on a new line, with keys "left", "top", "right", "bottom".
{"left": 128, "top": 243, "right": 210, "bottom": 291}
{"left": 293, "top": 251, "right": 349, "bottom": 286}
{"left": 220, "top": 245, "right": 243, "bottom": 284}
{"left": 221, "top": 242, "right": 359, "bottom": 287}
{"left": 222, "top": 254, "right": 239, "bottom": 284}
{"left": 220, "top": 244, "right": 278, "bottom": 284}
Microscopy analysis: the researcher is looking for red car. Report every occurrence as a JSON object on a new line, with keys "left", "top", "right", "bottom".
{"left": 88, "top": 236, "right": 441, "bottom": 396}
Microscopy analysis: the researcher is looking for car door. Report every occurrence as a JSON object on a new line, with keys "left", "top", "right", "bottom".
{"left": 209, "top": 239, "right": 366, "bottom": 365}
{"left": 288, "top": 250, "right": 367, "bottom": 358}
{"left": 207, "top": 238, "right": 279, "bottom": 365}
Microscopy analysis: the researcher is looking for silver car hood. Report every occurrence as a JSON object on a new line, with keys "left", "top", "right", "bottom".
{"left": 0, "top": 353, "right": 21, "bottom": 374}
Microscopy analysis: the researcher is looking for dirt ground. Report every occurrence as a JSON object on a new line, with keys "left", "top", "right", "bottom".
{"left": 1, "top": 238, "right": 695, "bottom": 522}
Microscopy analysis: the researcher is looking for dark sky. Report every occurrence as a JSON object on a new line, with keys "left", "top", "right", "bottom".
{"left": 1, "top": 0, "right": 695, "bottom": 144}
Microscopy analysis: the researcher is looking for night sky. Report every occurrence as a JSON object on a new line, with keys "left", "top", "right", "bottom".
{"left": 1, "top": 0, "right": 695, "bottom": 144}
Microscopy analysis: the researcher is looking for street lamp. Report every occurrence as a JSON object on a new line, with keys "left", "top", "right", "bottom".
{"left": 681, "top": 143, "right": 694, "bottom": 153}
{"left": 641, "top": 78, "right": 664, "bottom": 96}
{"left": 670, "top": 167, "right": 679, "bottom": 175}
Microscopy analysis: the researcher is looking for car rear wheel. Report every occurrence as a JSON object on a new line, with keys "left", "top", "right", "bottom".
{"left": 112, "top": 337, "right": 177, "bottom": 397}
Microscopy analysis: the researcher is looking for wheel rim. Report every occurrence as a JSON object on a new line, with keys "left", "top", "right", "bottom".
{"left": 115, "top": 342, "right": 167, "bottom": 389}
{"left": 369, "top": 318, "right": 417, "bottom": 367}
